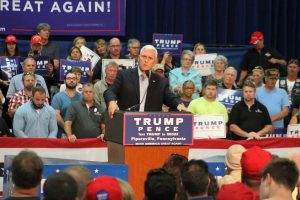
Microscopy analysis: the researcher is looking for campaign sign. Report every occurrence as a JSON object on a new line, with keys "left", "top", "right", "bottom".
{"left": 101, "top": 59, "right": 135, "bottom": 79}
{"left": 194, "top": 114, "right": 226, "bottom": 139}
{"left": 0, "top": 0, "right": 126, "bottom": 36}
{"left": 34, "top": 56, "right": 50, "bottom": 76}
{"left": 0, "top": 56, "right": 19, "bottom": 80}
{"left": 18, "top": 56, "right": 50, "bottom": 76}
{"left": 192, "top": 53, "right": 217, "bottom": 76}
{"left": 80, "top": 46, "right": 101, "bottom": 68}
{"left": 60, "top": 59, "right": 91, "bottom": 83}
{"left": 265, "top": 128, "right": 287, "bottom": 138}
{"left": 217, "top": 88, "right": 242, "bottom": 110}
{"left": 287, "top": 125, "right": 300, "bottom": 138}
{"left": 124, "top": 113, "right": 193, "bottom": 145}
{"left": 152, "top": 33, "right": 183, "bottom": 55}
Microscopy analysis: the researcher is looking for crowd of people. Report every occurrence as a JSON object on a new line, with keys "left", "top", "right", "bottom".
{"left": 0, "top": 23, "right": 299, "bottom": 141}
{"left": 2, "top": 24, "right": 300, "bottom": 199}
{"left": 4, "top": 148, "right": 300, "bottom": 200}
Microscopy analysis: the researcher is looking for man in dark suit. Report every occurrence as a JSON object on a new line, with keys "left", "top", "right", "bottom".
{"left": 104, "top": 45, "right": 186, "bottom": 117}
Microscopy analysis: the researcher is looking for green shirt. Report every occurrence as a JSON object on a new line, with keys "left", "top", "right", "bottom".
{"left": 187, "top": 97, "right": 228, "bottom": 122}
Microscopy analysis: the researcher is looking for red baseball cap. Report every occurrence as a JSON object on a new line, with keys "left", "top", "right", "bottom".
{"left": 215, "top": 182, "right": 257, "bottom": 200}
{"left": 30, "top": 34, "right": 43, "bottom": 45}
{"left": 241, "top": 146, "right": 272, "bottom": 181}
{"left": 249, "top": 31, "right": 264, "bottom": 44}
{"left": 86, "top": 176, "right": 123, "bottom": 200}
{"left": 5, "top": 35, "right": 17, "bottom": 43}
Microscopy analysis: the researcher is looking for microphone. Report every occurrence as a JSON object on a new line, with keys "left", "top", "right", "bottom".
{"left": 125, "top": 103, "right": 140, "bottom": 111}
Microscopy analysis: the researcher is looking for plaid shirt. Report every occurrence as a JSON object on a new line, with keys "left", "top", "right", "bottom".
{"left": 8, "top": 89, "right": 49, "bottom": 111}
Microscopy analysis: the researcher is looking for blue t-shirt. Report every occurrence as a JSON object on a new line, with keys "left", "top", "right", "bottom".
{"left": 169, "top": 67, "right": 202, "bottom": 99}
{"left": 256, "top": 87, "right": 289, "bottom": 128}
{"left": 51, "top": 91, "right": 82, "bottom": 137}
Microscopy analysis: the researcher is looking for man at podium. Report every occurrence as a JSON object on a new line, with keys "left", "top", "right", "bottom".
{"left": 104, "top": 45, "right": 186, "bottom": 116}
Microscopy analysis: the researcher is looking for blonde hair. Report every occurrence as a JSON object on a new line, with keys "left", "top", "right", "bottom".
{"left": 117, "top": 178, "right": 134, "bottom": 200}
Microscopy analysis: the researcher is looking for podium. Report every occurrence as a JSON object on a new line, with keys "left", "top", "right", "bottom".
{"left": 105, "top": 111, "right": 193, "bottom": 200}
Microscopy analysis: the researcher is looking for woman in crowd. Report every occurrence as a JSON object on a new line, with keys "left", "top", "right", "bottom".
{"left": 160, "top": 52, "right": 177, "bottom": 78}
{"left": 73, "top": 36, "right": 87, "bottom": 48}
{"left": 218, "top": 144, "right": 246, "bottom": 188}
{"left": 94, "top": 38, "right": 108, "bottom": 58}
{"left": 60, "top": 47, "right": 83, "bottom": 93}
{"left": 251, "top": 66, "right": 265, "bottom": 88}
{"left": 206, "top": 55, "right": 228, "bottom": 87}
{"left": 0, "top": 35, "right": 19, "bottom": 88}
{"left": 1, "top": 35, "right": 19, "bottom": 57}
{"left": 67, "top": 46, "right": 82, "bottom": 61}
{"left": 193, "top": 42, "right": 207, "bottom": 55}
{"left": 28, "top": 35, "right": 43, "bottom": 57}
{"left": 169, "top": 50, "right": 202, "bottom": 99}
{"left": 181, "top": 80, "right": 195, "bottom": 107}
{"left": 92, "top": 39, "right": 108, "bottom": 83}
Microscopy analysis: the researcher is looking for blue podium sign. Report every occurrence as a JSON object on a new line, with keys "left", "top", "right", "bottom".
{"left": 124, "top": 113, "right": 193, "bottom": 146}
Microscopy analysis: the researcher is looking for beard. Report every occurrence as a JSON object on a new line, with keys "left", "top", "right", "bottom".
{"left": 24, "top": 85, "right": 34, "bottom": 91}
{"left": 244, "top": 97, "right": 253, "bottom": 102}
{"left": 32, "top": 100, "right": 44, "bottom": 109}
{"left": 66, "top": 83, "right": 77, "bottom": 90}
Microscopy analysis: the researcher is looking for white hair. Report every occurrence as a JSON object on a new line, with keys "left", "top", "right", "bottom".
{"left": 140, "top": 45, "right": 158, "bottom": 58}
{"left": 224, "top": 66, "right": 237, "bottom": 78}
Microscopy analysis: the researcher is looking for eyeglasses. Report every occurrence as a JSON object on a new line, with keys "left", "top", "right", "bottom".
{"left": 183, "top": 87, "right": 195, "bottom": 90}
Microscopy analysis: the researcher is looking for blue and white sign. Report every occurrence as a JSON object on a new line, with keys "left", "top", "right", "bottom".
{"left": 60, "top": 59, "right": 91, "bottom": 83}
{"left": 152, "top": 33, "right": 183, "bottom": 55}
{"left": 0, "top": 56, "right": 19, "bottom": 80}
{"left": 217, "top": 88, "right": 242, "bottom": 110}
{"left": 194, "top": 114, "right": 226, "bottom": 139}
{"left": 124, "top": 113, "right": 193, "bottom": 145}
{"left": 19, "top": 56, "right": 50, "bottom": 76}
{"left": 192, "top": 53, "right": 217, "bottom": 76}
{"left": 0, "top": 0, "right": 126, "bottom": 36}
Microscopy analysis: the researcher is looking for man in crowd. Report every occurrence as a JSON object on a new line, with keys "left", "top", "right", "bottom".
{"left": 65, "top": 166, "right": 93, "bottom": 200}
{"left": 7, "top": 57, "right": 49, "bottom": 98}
{"left": 260, "top": 158, "right": 299, "bottom": 200}
{"left": 43, "top": 172, "right": 78, "bottom": 200}
{"left": 144, "top": 168, "right": 177, "bottom": 200}
{"left": 64, "top": 83, "right": 105, "bottom": 143}
{"left": 104, "top": 45, "right": 185, "bottom": 116}
{"left": 3, "top": 150, "right": 43, "bottom": 200}
{"left": 277, "top": 59, "right": 300, "bottom": 126}
{"left": 188, "top": 79, "right": 228, "bottom": 122}
{"left": 238, "top": 31, "right": 286, "bottom": 86}
{"left": 241, "top": 146, "right": 272, "bottom": 197}
{"left": 51, "top": 71, "right": 82, "bottom": 138}
{"left": 182, "top": 169, "right": 213, "bottom": 199}
{"left": 108, "top": 37, "right": 125, "bottom": 59}
{"left": 94, "top": 61, "right": 118, "bottom": 111}
{"left": 125, "top": 38, "right": 141, "bottom": 68}
{"left": 256, "top": 68, "right": 289, "bottom": 129}
{"left": 13, "top": 86, "right": 57, "bottom": 138}
{"left": 229, "top": 81, "right": 273, "bottom": 140}
{"left": 221, "top": 67, "right": 238, "bottom": 90}
{"left": 37, "top": 23, "right": 60, "bottom": 69}
{"left": 8, "top": 72, "right": 36, "bottom": 118}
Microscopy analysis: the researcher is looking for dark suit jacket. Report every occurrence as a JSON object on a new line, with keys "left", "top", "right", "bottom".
{"left": 104, "top": 67, "right": 180, "bottom": 111}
